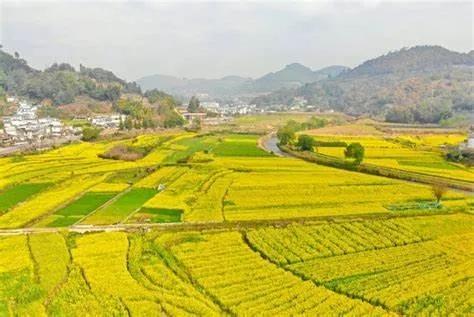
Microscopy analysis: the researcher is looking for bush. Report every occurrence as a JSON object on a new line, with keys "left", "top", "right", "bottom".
{"left": 81, "top": 127, "right": 101, "bottom": 141}
{"left": 98, "top": 144, "right": 153, "bottom": 161}
{"left": 297, "top": 135, "right": 315, "bottom": 152}
{"left": 345, "top": 143, "right": 365, "bottom": 164}
{"left": 313, "top": 140, "right": 347, "bottom": 147}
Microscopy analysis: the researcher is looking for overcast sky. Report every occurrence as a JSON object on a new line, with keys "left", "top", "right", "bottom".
{"left": 0, "top": 1, "right": 472, "bottom": 81}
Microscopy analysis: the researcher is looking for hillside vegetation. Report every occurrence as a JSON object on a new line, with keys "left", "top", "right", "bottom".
{"left": 253, "top": 46, "right": 474, "bottom": 124}
{"left": 0, "top": 49, "right": 140, "bottom": 105}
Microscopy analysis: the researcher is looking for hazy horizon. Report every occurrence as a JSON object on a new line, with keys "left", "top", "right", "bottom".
{"left": 1, "top": 0, "right": 472, "bottom": 81}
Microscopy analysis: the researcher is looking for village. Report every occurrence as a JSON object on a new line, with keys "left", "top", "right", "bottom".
{"left": 0, "top": 99, "right": 81, "bottom": 147}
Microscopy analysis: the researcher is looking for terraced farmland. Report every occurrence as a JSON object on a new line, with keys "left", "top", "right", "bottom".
{"left": 2, "top": 131, "right": 468, "bottom": 228}
{"left": 0, "top": 214, "right": 472, "bottom": 315}
{"left": 0, "top": 127, "right": 472, "bottom": 316}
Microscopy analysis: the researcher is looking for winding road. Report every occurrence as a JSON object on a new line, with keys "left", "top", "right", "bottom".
{"left": 259, "top": 133, "right": 289, "bottom": 157}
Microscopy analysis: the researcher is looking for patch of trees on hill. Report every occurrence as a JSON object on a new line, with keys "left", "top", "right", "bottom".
{"left": 0, "top": 49, "right": 141, "bottom": 105}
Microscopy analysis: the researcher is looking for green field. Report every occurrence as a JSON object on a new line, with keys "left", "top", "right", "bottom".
{"left": 126, "top": 207, "right": 183, "bottom": 223}
{"left": 0, "top": 183, "right": 50, "bottom": 214}
{"left": 40, "top": 192, "right": 118, "bottom": 227}
{"left": 82, "top": 188, "right": 158, "bottom": 225}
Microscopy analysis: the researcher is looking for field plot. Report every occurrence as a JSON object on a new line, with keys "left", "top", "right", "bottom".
{"left": 36, "top": 192, "right": 118, "bottom": 227}
{"left": 307, "top": 124, "right": 473, "bottom": 183}
{"left": 72, "top": 232, "right": 222, "bottom": 316}
{"left": 220, "top": 157, "right": 456, "bottom": 221}
{"left": 247, "top": 214, "right": 474, "bottom": 315}
{"left": 246, "top": 219, "right": 425, "bottom": 264}
{"left": 81, "top": 188, "right": 157, "bottom": 225}
{"left": 213, "top": 134, "right": 271, "bottom": 157}
{"left": 0, "top": 175, "right": 107, "bottom": 228}
{"left": 126, "top": 207, "right": 183, "bottom": 223}
{"left": 170, "top": 231, "right": 389, "bottom": 315}
{"left": 0, "top": 183, "right": 50, "bottom": 214}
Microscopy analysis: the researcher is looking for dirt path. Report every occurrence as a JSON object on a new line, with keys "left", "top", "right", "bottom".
{"left": 0, "top": 211, "right": 446, "bottom": 236}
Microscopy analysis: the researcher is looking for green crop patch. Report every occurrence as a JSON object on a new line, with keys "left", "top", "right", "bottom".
{"left": 41, "top": 192, "right": 117, "bottom": 227}
{"left": 213, "top": 135, "right": 271, "bottom": 157}
{"left": 81, "top": 188, "right": 158, "bottom": 225}
{"left": 163, "top": 135, "right": 216, "bottom": 163}
{"left": 0, "top": 183, "right": 50, "bottom": 214}
{"left": 127, "top": 207, "right": 183, "bottom": 223}
{"left": 45, "top": 215, "right": 84, "bottom": 228}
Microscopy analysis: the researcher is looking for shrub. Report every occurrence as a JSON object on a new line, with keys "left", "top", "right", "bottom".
{"left": 81, "top": 127, "right": 101, "bottom": 141}
{"left": 297, "top": 135, "right": 315, "bottom": 152}
{"left": 313, "top": 140, "right": 347, "bottom": 147}
{"left": 98, "top": 144, "right": 145, "bottom": 161}
{"left": 344, "top": 143, "right": 365, "bottom": 164}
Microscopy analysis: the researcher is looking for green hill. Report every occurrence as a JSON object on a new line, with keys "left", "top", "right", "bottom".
{"left": 0, "top": 49, "right": 141, "bottom": 105}
{"left": 253, "top": 46, "right": 474, "bottom": 124}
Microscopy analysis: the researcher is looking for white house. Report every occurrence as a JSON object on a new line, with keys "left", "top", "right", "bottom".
{"left": 468, "top": 133, "right": 474, "bottom": 149}
{"left": 90, "top": 114, "right": 126, "bottom": 128}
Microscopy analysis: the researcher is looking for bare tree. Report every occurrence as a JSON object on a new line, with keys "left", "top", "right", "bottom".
{"left": 432, "top": 183, "right": 448, "bottom": 204}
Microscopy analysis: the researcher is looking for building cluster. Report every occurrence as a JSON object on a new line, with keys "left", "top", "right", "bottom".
{"left": 1, "top": 101, "right": 79, "bottom": 146}
{"left": 200, "top": 101, "right": 259, "bottom": 116}
{"left": 220, "top": 103, "right": 259, "bottom": 115}
{"left": 89, "top": 114, "right": 127, "bottom": 129}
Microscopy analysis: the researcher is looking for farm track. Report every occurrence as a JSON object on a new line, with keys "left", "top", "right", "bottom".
{"left": 0, "top": 211, "right": 455, "bottom": 236}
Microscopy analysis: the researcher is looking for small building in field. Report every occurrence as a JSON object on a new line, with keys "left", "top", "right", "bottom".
{"left": 90, "top": 114, "right": 126, "bottom": 128}
{"left": 181, "top": 112, "right": 207, "bottom": 122}
{"left": 466, "top": 133, "right": 474, "bottom": 149}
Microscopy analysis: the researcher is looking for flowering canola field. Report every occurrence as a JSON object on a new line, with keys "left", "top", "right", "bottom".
{"left": 0, "top": 214, "right": 472, "bottom": 315}
{"left": 0, "top": 128, "right": 472, "bottom": 316}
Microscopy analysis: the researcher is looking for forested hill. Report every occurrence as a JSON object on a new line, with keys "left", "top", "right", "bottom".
{"left": 253, "top": 46, "right": 474, "bottom": 124}
{"left": 251, "top": 63, "right": 348, "bottom": 91}
{"left": 345, "top": 45, "right": 474, "bottom": 77}
{"left": 0, "top": 49, "right": 141, "bottom": 105}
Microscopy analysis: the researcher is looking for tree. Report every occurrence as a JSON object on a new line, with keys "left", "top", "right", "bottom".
{"left": 297, "top": 134, "right": 315, "bottom": 151}
{"left": 119, "top": 117, "right": 124, "bottom": 130}
{"left": 14, "top": 51, "right": 20, "bottom": 59}
{"left": 145, "top": 89, "right": 171, "bottom": 104}
{"left": 431, "top": 183, "right": 447, "bottom": 204}
{"left": 159, "top": 97, "right": 185, "bottom": 128}
{"left": 277, "top": 127, "right": 295, "bottom": 145}
{"left": 188, "top": 96, "right": 200, "bottom": 113}
{"left": 124, "top": 116, "right": 133, "bottom": 130}
{"left": 345, "top": 143, "right": 365, "bottom": 164}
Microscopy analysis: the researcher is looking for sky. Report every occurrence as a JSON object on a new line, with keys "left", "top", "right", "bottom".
{"left": 0, "top": 0, "right": 472, "bottom": 81}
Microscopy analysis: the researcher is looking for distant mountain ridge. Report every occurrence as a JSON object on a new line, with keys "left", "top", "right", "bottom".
{"left": 136, "top": 63, "right": 349, "bottom": 98}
